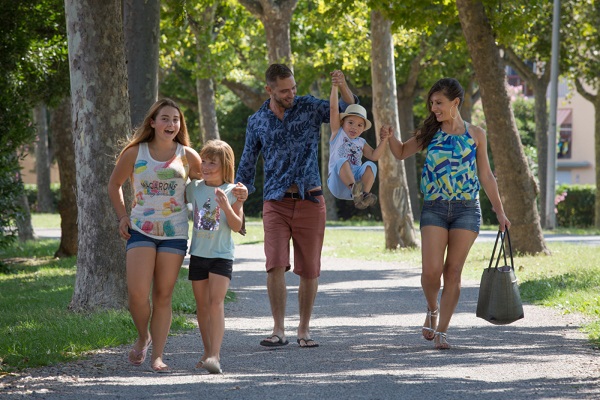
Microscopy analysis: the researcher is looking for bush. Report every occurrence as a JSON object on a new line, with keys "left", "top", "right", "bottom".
{"left": 0, "top": 153, "right": 23, "bottom": 251}
{"left": 480, "top": 184, "right": 596, "bottom": 229}
{"left": 555, "top": 184, "right": 595, "bottom": 228}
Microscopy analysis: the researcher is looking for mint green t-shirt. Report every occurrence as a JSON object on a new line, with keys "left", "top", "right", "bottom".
{"left": 186, "top": 180, "right": 237, "bottom": 260}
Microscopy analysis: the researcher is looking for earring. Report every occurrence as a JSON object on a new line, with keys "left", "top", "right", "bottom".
{"left": 450, "top": 105, "right": 458, "bottom": 120}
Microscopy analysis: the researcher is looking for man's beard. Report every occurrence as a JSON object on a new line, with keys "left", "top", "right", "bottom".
{"left": 274, "top": 96, "right": 294, "bottom": 109}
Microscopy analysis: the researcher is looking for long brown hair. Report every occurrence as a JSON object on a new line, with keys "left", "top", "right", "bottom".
{"left": 200, "top": 140, "right": 236, "bottom": 184}
{"left": 117, "top": 98, "right": 190, "bottom": 161}
{"left": 414, "top": 78, "right": 464, "bottom": 149}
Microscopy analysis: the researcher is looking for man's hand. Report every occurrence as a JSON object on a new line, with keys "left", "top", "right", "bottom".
{"left": 232, "top": 182, "right": 248, "bottom": 203}
{"left": 330, "top": 70, "right": 346, "bottom": 87}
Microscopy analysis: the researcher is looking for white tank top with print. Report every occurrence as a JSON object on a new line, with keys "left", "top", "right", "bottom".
{"left": 129, "top": 142, "right": 189, "bottom": 240}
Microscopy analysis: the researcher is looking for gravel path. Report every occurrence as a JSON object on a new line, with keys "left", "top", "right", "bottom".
{"left": 1, "top": 243, "right": 599, "bottom": 400}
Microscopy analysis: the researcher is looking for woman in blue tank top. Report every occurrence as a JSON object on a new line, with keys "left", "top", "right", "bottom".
{"left": 388, "top": 78, "right": 511, "bottom": 350}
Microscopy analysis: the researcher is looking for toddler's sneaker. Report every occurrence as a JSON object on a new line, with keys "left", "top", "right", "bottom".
{"left": 355, "top": 192, "right": 377, "bottom": 209}
{"left": 362, "top": 193, "right": 378, "bottom": 208}
{"left": 352, "top": 182, "right": 364, "bottom": 207}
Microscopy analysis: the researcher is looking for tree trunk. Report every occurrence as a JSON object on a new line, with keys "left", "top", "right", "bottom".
{"left": 187, "top": 2, "right": 220, "bottom": 143}
{"left": 50, "top": 97, "right": 78, "bottom": 258}
{"left": 224, "top": 1, "right": 297, "bottom": 108}
{"left": 397, "top": 95, "right": 420, "bottom": 220}
{"left": 65, "top": 0, "right": 131, "bottom": 310}
{"left": 575, "top": 80, "right": 600, "bottom": 227}
{"left": 396, "top": 46, "right": 426, "bottom": 222}
{"left": 462, "top": 76, "right": 478, "bottom": 123}
{"left": 15, "top": 181, "right": 35, "bottom": 242}
{"left": 34, "top": 103, "right": 54, "bottom": 213}
{"left": 321, "top": 124, "right": 338, "bottom": 220}
{"left": 596, "top": 95, "right": 600, "bottom": 228}
{"left": 238, "top": 0, "right": 298, "bottom": 65}
{"left": 196, "top": 77, "right": 220, "bottom": 142}
{"left": 123, "top": 0, "right": 160, "bottom": 128}
{"left": 310, "top": 80, "right": 338, "bottom": 220}
{"left": 502, "top": 47, "right": 550, "bottom": 226}
{"left": 457, "top": 0, "right": 548, "bottom": 254}
{"left": 263, "top": 15, "right": 293, "bottom": 65}
{"left": 370, "top": 10, "right": 418, "bottom": 249}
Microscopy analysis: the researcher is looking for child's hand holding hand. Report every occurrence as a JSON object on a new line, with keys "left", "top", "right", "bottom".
{"left": 380, "top": 125, "right": 393, "bottom": 141}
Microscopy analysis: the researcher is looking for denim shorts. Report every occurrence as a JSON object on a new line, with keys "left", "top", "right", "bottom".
{"left": 420, "top": 199, "right": 481, "bottom": 233}
{"left": 188, "top": 255, "right": 233, "bottom": 281}
{"left": 126, "top": 228, "right": 188, "bottom": 256}
{"left": 327, "top": 159, "right": 378, "bottom": 200}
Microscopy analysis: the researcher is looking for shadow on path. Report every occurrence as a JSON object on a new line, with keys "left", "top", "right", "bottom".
{"left": 2, "top": 243, "right": 599, "bottom": 400}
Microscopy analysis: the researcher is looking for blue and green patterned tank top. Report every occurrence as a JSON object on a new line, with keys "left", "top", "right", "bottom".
{"left": 420, "top": 123, "right": 480, "bottom": 201}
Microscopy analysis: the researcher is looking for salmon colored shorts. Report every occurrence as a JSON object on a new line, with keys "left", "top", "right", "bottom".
{"left": 262, "top": 196, "right": 326, "bottom": 279}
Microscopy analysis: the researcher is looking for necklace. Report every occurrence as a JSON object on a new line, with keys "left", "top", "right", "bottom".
{"left": 148, "top": 142, "right": 176, "bottom": 162}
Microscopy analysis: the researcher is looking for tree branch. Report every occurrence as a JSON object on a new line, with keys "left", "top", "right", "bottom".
{"left": 575, "top": 78, "right": 597, "bottom": 103}
{"left": 238, "top": 0, "right": 263, "bottom": 18}
{"left": 221, "top": 78, "right": 268, "bottom": 111}
{"left": 398, "top": 38, "right": 427, "bottom": 99}
{"left": 501, "top": 45, "right": 535, "bottom": 83}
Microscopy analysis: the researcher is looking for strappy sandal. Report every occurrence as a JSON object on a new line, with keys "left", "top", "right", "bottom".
{"left": 422, "top": 307, "right": 438, "bottom": 341}
{"left": 434, "top": 331, "right": 450, "bottom": 350}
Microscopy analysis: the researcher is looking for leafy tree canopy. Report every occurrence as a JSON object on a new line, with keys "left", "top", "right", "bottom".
{"left": 0, "top": 0, "right": 68, "bottom": 250}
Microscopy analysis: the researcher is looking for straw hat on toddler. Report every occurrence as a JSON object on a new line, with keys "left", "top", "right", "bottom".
{"left": 339, "top": 104, "right": 372, "bottom": 130}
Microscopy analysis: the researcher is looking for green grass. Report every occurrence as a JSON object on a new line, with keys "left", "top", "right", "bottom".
{"left": 2, "top": 214, "right": 599, "bottom": 372}
{"left": 0, "top": 239, "right": 197, "bottom": 373}
{"left": 30, "top": 213, "right": 61, "bottom": 229}
{"left": 323, "top": 228, "right": 421, "bottom": 263}
{"left": 506, "top": 243, "right": 600, "bottom": 348}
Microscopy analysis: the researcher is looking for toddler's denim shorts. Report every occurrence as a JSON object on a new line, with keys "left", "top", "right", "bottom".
{"left": 420, "top": 199, "right": 481, "bottom": 233}
{"left": 327, "top": 159, "right": 378, "bottom": 200}
{"left": 126, "top": 228, "right": 188, "bottom": 256}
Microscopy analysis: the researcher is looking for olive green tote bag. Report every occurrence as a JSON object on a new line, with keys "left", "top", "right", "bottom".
{"left": 476, "top": 229, "right": 524, "bottom": 325}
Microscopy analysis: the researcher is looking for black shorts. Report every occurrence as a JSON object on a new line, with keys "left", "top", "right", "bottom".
{"left": 188, "top": 255, "right": 233, "bottom": 281}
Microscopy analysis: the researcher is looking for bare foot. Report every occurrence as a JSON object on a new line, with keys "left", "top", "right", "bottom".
{"left": 150, "top": 357, "right": 170, "bottom": 373}
{"left": 259, "top": 334, "right": 288, "bottom": 347}
{"left": 297, "top": 338, "right": 319, "bottom": 348}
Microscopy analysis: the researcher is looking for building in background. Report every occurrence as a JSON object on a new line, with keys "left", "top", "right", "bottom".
{"left": 555, "top": 81, "right": 594, "bottom": 185}
{"left": 19, "top": 154, "right": 60, "bottom": 185}
{"left": 507, "top": 65, "right": 595, "bottom": 186}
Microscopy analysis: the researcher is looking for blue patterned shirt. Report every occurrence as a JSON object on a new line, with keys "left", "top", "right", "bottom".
{"left": 236, "top": 95, "right": 356, "bottom": 201}
{"left": 420, "top": 124, "right": 480, "bottom": 201}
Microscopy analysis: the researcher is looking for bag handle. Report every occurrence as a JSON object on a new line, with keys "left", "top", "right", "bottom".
{"left": 488, "top": 228, "right": 514, "bottom": 271}
{"left": 487, "top": 230, "right": 503, "bottom": 269}
{"left": 504, "top": 228, "right": 514, "bottom": 270}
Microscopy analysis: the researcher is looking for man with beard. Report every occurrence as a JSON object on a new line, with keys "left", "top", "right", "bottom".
{"left": 236, "top": 63, "right": 357, "bottom": 348}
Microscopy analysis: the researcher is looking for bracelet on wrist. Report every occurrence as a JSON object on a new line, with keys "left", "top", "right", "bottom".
{"left": 117, "top": 215, "right": 128, "bottom": 223}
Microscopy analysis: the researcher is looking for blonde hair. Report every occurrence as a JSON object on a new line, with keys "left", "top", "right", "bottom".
{"left": 200, "top": 140, "right": 235, "bottom": 184}
{"left": 117, "top": 98, "right": 190, "bottom": 161}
